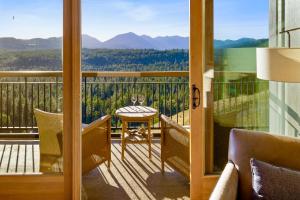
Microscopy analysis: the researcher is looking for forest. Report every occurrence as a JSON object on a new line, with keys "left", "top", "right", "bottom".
{"left": 0, "top": 49, "right": 189, "bottom": 71}
{"left": 0, "top": 49, "right": 189, "bottom": 131}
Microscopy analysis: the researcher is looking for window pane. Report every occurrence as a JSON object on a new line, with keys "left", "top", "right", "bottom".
{"left": 0, "top": 0, "right": 63, "bottom": 174}
{"left": 210, "top": 0, "right": 269, "bottom": 172}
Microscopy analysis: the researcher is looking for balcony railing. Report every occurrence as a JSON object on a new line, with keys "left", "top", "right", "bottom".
{"left": 0, "top": 71, "right": 269, "bottom": 134}
{"left": 0, "top": 71, "right": 189, "bottom": 133}
{"left": 213, "top": 73, "right": 269, "bottom": 131}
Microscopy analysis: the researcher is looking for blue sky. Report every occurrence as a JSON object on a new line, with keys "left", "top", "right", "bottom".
{"left": 0, "top": 0, "right": 268, "bottom": 40}
{"left": 215, "top": 0, "right": 269, "bottom": 40}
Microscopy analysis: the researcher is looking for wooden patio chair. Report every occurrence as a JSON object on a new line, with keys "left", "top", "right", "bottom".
{"left": 160, "top": 114, "right": 190, "bottom": 179}
{"left": 34, "top": 109, "right": 111, "bottom": 174}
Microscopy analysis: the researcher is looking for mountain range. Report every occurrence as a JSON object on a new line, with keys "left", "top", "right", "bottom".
{"left": 0, "top": 32, "right": 267, "bottom": 51}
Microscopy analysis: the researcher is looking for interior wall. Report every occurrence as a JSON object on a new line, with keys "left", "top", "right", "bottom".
{"left": 269, "top": 0, "right": 300, "bottom": 137}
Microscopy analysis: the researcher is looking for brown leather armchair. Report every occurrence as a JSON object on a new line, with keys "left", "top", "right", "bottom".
{"left": 210, "top": 129, "right": 300, "bottom": 200}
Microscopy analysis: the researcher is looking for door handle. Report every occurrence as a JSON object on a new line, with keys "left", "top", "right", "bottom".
{"left": 192, "top": 84, "right": 200, "bottom": 109}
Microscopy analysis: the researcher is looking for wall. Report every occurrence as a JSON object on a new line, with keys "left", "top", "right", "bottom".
{"left": 269, "top": 0, "right": 300, "bottom": 137}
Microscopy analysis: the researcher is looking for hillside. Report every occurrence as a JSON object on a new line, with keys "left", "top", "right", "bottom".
{"left": 0, "top": 49, "right": 189, "bottom": 71}
{"left": 214, "top": 38, "right": 268, "bottom": 48}
{"left": 0, "top": 33, "right": 189, "bottom": 51}
{"left": 0, "top": 33, "right": 267, "bottom": 51}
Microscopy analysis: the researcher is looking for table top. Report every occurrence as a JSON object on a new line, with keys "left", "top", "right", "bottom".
{"left": 116, "top": 106, "right": 157, "bottom": 120}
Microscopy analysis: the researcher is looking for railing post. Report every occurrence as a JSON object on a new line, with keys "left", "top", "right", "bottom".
{"left": 158, "top": 83, "right": 161, "bottom": 128}
{"left": 12, "top": 83, "right": 15, "bottom": 129}
{"left": 56, "top": 77, "right": 59, "bottom": 112}
{"left": 90, "top": 83, "right": 93, "bottom": 121}
{"left": 24, "top": 77, "right": 28, "bottom": 131}
{"left": 31, "top": 82, "right": 34, "bottom": 129}
{"left": 19, "top": 83, "right": 21, "bottom": 128}
{"left": 84, "top": 76, "right": 87, "bottom": 123}
{"left": 6, "top": 83, "right": 9, "bottom": 129}
{"left": 0, "top": 83, "right": 2, "bottom": 128}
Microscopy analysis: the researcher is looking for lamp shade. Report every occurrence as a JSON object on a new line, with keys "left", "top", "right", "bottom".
{"left": 256, "top": 48, "right": 300, "bottom": 83}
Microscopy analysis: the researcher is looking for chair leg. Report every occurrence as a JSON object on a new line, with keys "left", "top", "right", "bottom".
{"left": 121, "top": 121, "right": 126, "bottom": 160}
{"left": 148, "top": 120, "right": 152, "bottom": 159}
{"left": 107, "top": 158, "right": 111, "bottom": 169}
{"left": 161, "top": 160, "right": 165, "bottom": 174}
{"left": 122, "top": 143, "right": 125, "bottom": 160}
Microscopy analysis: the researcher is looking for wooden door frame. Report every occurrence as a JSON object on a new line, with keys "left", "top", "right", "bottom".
{"left": 190, "top": 0, "right": 219, "bottom": 199}
{"left": 63, "top": 0, "right": 82, "bottom": 199}
{"left": 0, "top": 0, "right": 82, "bottom": 199}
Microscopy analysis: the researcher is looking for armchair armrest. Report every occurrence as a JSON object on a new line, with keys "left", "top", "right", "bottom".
{"left": 210, "top": 162, "right": 238, "bottom": 200}
{"left": 82, "top": 115, "right": 112, "bottom": 174}
{"left": 82, "top": 115, "right": 111, "bottom": 134}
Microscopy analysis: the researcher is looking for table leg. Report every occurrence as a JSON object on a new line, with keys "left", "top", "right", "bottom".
{"left": 121, "top": 121, "right": 127, "bottom": 160}
{"left": 148, "top": 119, "right": 152, "bottom": 159}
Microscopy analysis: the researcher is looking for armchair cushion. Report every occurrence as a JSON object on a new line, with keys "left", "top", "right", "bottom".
{"left": 209, "top": 162, "right": 238, "bottom": 200}
{"left": 34, "top": 109, "right": 63, "bottom": 172}
{"left": 228, "top": 129, "right": 300, "bottom": 200}
{"left": 251, "top": 158, "right": 300, "bottom": 200}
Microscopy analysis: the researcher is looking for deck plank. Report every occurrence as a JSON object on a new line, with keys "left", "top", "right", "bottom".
{"left": 8, "top": 144, "right": 18, "bottom": 173}
{"left": 17, "top": 144, "right": 25, "bottom": 173}
{"left": 1, "top": 144, "right": 11, "bottom": 173}
{"left": 0, "top": 144, "right": 5, "bottom": 167}
{"left": 33, "top": 144, "right": 40, "bottom": 172}
{"left": 0, "top": 141, "right": 41, "bottom": 174}
{"left": 25, "top": 144, "right": 33, "bottom": 173}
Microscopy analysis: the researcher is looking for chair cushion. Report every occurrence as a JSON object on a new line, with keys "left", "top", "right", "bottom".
{"left": 251, "top": 158, "right": 300, "bottom": 200}
{"left": 210, "top": 162, "right": 238, "bottom": 200}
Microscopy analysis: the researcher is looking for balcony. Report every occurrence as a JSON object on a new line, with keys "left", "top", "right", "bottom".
{"left": 0, "top": 70, "right": 270, "bottom": 198}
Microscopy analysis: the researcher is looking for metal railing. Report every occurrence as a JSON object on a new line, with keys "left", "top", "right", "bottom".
{"left": 0, "top": 71, "right": 189, "bottom": 133}
{"left": 0, "top": 71, "right": 270, "bottom": 133}
{"left": 214, "top": 78, "right": 269, "bottom": 130}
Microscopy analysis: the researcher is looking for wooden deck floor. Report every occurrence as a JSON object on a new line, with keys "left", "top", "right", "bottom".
{"left": 0, "top": 139, "right": 190, "bottom": 199}
{"left": 0, "top": 140, "right": 40, "bottom": 173}
{"left": 83, "top": 140, "right": 190, "bottom": 200}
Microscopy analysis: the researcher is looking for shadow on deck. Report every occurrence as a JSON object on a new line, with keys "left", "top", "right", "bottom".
{"left": 0, "top": 139, "right": 190, "bottom": 200}
{"left": 83, "top": 139, "right": 190, "bottom": 200}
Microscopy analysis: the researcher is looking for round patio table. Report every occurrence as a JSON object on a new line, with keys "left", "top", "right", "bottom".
{"left": 116, "top": 106, "right": 157, "bottom": 160}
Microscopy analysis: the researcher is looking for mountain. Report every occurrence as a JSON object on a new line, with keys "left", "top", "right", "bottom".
{"left": 82, "top": 34, "right": 102, "bottom": 49}
{"left": 0, "top": 33, "right": 189, "bottom": 51}
{"left": 101, "top": 32, "right": 155, "bottom": 49}
{"left": 0, "top": 33, "right": 268, "bottom": 51}
{"left": 0, "top": 35, "right": 102, "bottom": 50}
{"left": 214, "top": 38, "right": 268, "bottom": 48}
{"left": 100, "top": 32, "right": 189, "bottom": 50}
{"left": 0, "top": 37, "right": 61, "bottom": 50}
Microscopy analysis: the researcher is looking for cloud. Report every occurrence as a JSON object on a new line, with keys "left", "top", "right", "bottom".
{"left": 112, "top": 1, "right": 156, "bottom": 22}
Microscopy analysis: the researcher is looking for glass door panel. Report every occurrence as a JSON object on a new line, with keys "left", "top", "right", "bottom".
{"left": 205, "top": 0, "right": 269, "bottom": 173}
{"left": 0, "top": 0, "right": 63, "bottom": 174}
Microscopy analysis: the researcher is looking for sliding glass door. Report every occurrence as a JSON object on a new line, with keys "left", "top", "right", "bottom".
{"left": 0, "top": 0, "right": 81, "bottom": 198}
{"left": 204, "top": 0, "right": 269, "bottom": 173}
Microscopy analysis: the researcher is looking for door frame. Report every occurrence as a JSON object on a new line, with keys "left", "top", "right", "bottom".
{"left": 0, "top": 0, "right": 82, "bottom": 199}
{"left": 63, "top": 0, "right": 82, "bottom": 199}
{"left": 190, "top": 0, "right": 219, "bottom": 199}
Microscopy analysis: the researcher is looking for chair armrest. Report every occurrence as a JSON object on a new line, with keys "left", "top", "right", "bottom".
{"left": 210, "top": 162, "right": 238, "bottom": 200}
{"left": 82, "top": 115, "right": 111, "bottom": 134}
{"left": 160, "top": 114, "right": 190, "bottom": 136}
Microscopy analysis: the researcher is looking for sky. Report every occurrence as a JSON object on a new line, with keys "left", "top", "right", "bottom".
{"left": 214, "top": 0, "right": 269, "bottom": 40}
{"left": 0, "top": 0, "right": 268, "bottom": 41}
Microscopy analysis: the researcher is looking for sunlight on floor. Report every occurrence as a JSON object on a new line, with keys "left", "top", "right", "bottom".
{"left": 83, "top": 139, "right": 190, "bottom": 200}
